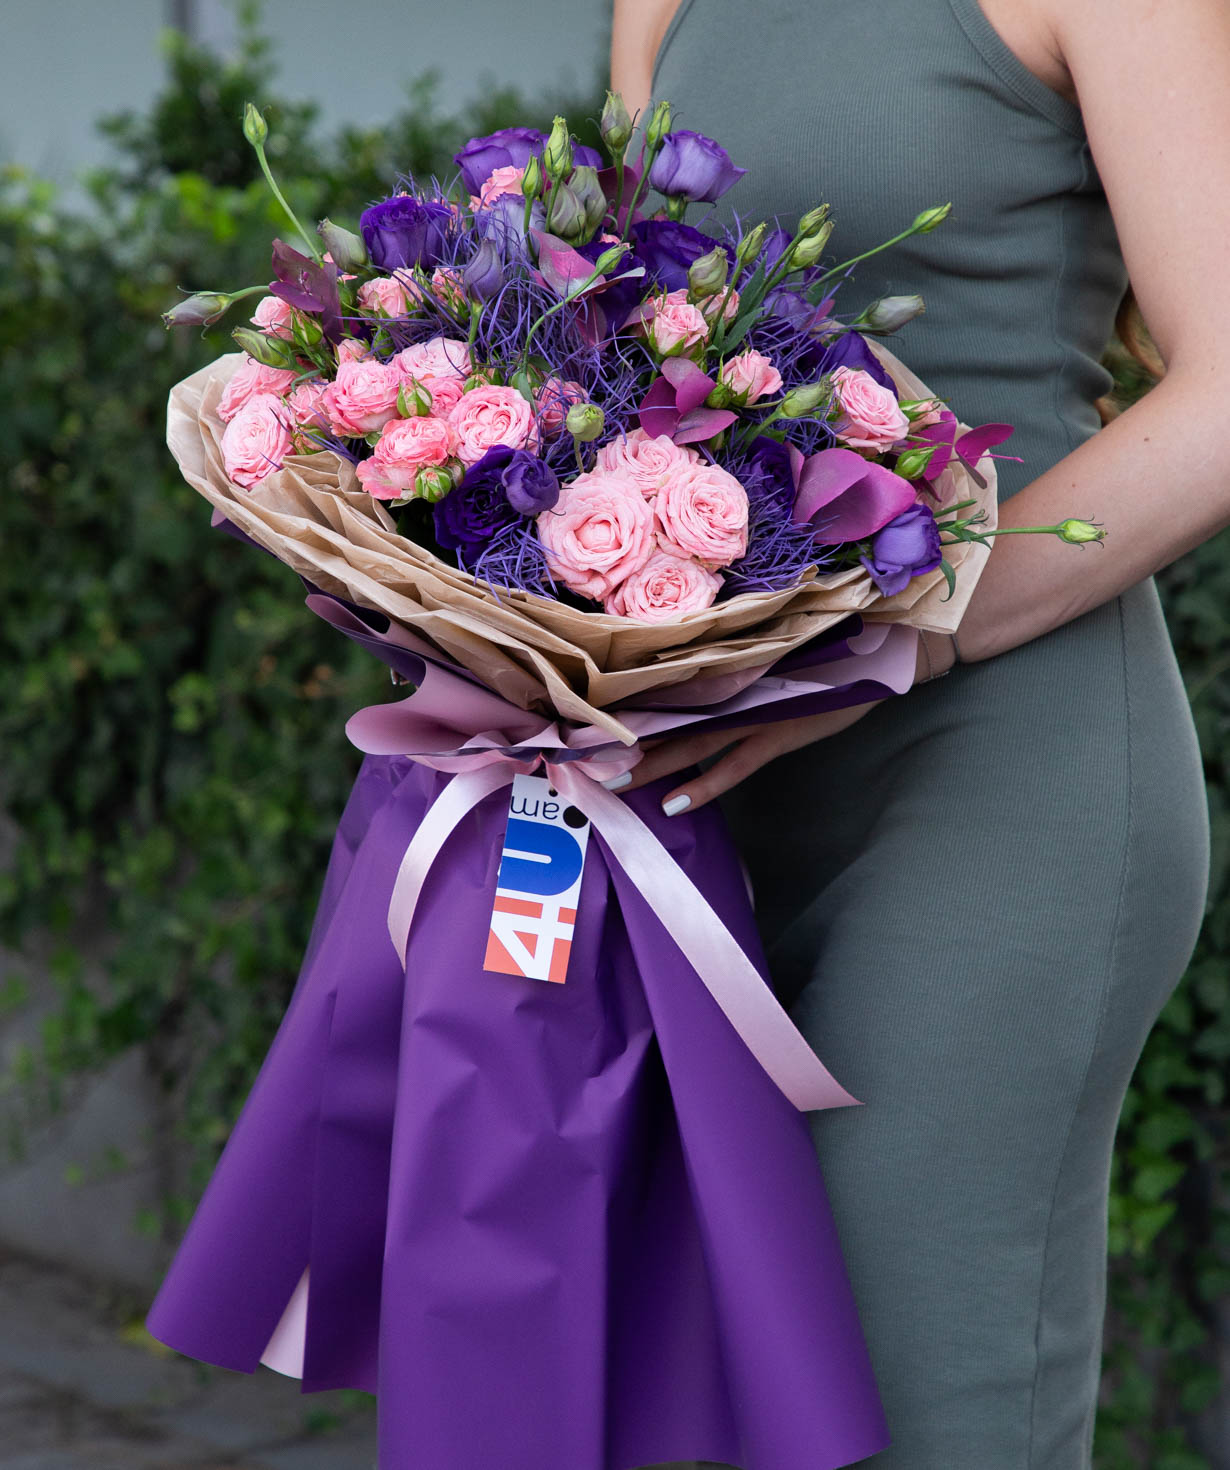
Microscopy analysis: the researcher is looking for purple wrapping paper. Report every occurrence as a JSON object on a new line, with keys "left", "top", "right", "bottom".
{"left": 145, "top": 598, "right": 897, "bottom": 1470}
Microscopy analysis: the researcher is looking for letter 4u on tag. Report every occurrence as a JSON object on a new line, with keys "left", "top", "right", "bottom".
{"left": 484, "top": 774, "right": 591, "bottom": 984}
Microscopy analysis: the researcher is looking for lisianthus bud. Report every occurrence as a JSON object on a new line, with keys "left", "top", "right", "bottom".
{"left": 569, "top": 166, "right": 609, "bottom": 237}
{"left": 317, "top": 218, "right": 368, "bottom": 272}
{"left": 787, "top": 220, "right": 834, "bottom": 270}
{"left": 735, "top": 222, "right": 768, "bottom": 269}
{"left": 397, "top": 378, "right": 433, "bottom": 417}
{"left": 415, "top": 466, "right": 455, "bottom": 502}
{"left": 687, "top": 246, "right": 729, "bottom": 299}
{"left": 779, "top": 381, "right": 831, "bottom": 418}
{"left": 543, "top": 116, "right": 574, "bottom": 182}
{"left": 796, "top": 203, "right": 831, "bottom": 236}
{"left": 600, "top": 90, "right": 634, "bottom": 155}
{"left": 1057, "top": 518, "right": 1106, "bottom": 544}
{"left": 461, "top": 238, "right": 506, "bottom": 303}
{"left": 591, "top": 241, "right": 631, "bottom": 277}
{"left": 704, "top": 380, "right": 736, "bottom": 410}
{"left": 242, "top": 102, "right": 268, "bottom": 149}
{"left": 231, "top": 325, "right": 295, "bottom": 367}
{"left": 912, "top": 202, "right": 952, "bottom": 234}
{"left": 521, "top": 153, "right": 544, "bottom": 200}
{"left": 894, "top": 446, "right": 937, "bottom": 480}
{"left": 546, "top": 180, "right": 586, "bottom": 242}
{"left": 645, "top": 99, "right": 672, "bottom": 153}
{"left": 162, "top": 291, "right": 232, "bottom": 328}
{"left": 853, "top": 294, "right": 926, "bottom": 335}
{"left": 565, "top": 402, "right": 605, "bottom": 442}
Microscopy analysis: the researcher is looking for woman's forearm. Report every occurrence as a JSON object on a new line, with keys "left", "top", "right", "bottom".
{"left": 953, "top": 369, "right": 1230, "bottom": 664}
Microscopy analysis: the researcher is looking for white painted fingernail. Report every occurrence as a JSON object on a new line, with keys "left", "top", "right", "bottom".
{"left": 601, "top": 771, "right": 632, "bottom": 791}
{"left": 662, "top": 793, "right": 691, "bottom": 817}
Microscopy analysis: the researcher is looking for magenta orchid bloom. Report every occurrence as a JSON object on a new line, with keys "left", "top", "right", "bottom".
{"left": 913, "top": 413, "right": 1015, "bottom": 490}
{"left": 638, "top": 357, "right": 739, "bottom": 446}
{"left": 790, "top": 445, "right": 919, "bottom": 544}
{"left": 530, "top": 230, "right": 646, "bottom": 343}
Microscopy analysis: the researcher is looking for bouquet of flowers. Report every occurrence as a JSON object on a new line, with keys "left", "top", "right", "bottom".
{"left": 146, "top": 94, "right": 1102, "bottom": 1470}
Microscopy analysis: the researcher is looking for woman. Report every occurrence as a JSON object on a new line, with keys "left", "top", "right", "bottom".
{"left": 612, "top": 0, "right": 1224, "bottom": 1465}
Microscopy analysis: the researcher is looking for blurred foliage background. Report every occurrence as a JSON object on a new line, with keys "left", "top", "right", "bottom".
{"left": 0, "top": 12, "right": 1225, "bottom": 1467}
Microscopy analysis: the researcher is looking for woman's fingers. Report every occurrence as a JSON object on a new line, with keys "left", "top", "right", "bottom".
{"left": 655, "top": 732, "right": 777, "bottom": 814}
{"left": 618, "top": 726, "right": 754, "bottom": 791}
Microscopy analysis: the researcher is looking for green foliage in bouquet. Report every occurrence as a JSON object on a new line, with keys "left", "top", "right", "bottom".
{"left": 0, "top": 14, "right": 1224, "bottom": 1463}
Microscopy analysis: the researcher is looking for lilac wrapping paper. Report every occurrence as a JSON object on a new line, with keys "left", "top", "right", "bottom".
{"left": 145, "top": 590, "right": 904, "bottom": 1469}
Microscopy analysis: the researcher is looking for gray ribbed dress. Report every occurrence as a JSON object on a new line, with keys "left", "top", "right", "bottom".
{"left": 651, "top": 2, "right": 1212, "bottom": 1466}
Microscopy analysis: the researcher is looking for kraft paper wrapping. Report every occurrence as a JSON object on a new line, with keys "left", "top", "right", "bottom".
{"left": 167, "top": 339, "right": 996, "bottom": 741}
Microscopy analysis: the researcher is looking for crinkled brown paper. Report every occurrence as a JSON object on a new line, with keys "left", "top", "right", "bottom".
{"left": 167, "top": 340, "right": 996, "bottom": 742}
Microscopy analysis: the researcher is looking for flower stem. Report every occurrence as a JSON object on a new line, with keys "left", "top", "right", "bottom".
{"left": 254, "top": 142, "right": 321, "bottom": 261}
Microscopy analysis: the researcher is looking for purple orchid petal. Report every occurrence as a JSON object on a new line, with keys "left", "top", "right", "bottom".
{"left": 673, "top": 406, "right": 739, "bottom": 444}
{"left": 662, "top": 356, "right": 718, "bottom": 415}
{"left": 638, "top": 376, "right": 681, "bottom": 439}
{"left": 794, "top": 448, "right": 919, "bottom": 543}
{"left": 955, "top": 422, "right": 1015, "bottom": 471}
{"left": 531, "top": 230, "right": 604, "bottom": 299}
{"left": 914, "top": 411, "right": 959, "bottom": 480}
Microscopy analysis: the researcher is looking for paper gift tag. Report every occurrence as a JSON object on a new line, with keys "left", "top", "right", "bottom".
{"left": 483, "top": 774, "right": 591, "bottom": 984}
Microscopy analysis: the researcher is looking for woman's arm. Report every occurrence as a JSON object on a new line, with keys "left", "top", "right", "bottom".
{"left": 624, "top": 0, "right": 1230, "bottom": 813}
{"left": 610, "top": 0, "right": 680, "bottom": 123}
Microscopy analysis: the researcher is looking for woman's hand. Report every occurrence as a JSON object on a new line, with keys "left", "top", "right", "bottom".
{"left": 616, "top": 698, "right": 889, "bottom": 814}
{"left": 617, "top": 628, "right": 950, "bottom": 814}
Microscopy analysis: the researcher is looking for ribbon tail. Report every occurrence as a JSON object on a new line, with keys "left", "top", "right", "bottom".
{"left": 386, "top": 765, "right": 513, "bottom": 964}
{"left": 551, "top": 768, "right": 860, "bottom": 1112}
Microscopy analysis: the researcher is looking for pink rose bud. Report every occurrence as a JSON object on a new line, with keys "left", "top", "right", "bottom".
{"left": 286, "top": 380, "right": 331, "bottom": 430}
{"left": 431, "top": 266, "right": 467, "bottom": 314}
{"left": 718, "top": 349, "right": 783, "bottom": 405}
{"left": 335, "top": 336, "right": 372, "bottom": 362}
{"left": 250, "top": 295, "right": 295, "bottom": 339}
{"left": 653, "top": 460, "right": 749, "bottom": 568}
{"left": 216, "top": 354, "right": 297, "bottom": 423}
{"left": 595, "top": 427, "right": 699, "bottom": 498}
{"left": 830, "top": 365, "right": 911, "bottom": 452}
{"left": 469, "top": 163, "right": 527, "bottom": 211}
{"left": 699, "top": 286, "right": 739, "bottom": 325}
{"left": 322, "top": 356, "right": 401, "bottom": 437}
{"left": 220, "top": 392, "right": 293, "bottom": 487}
{"left": 533, "top": 376, "right": 586, "bottom": 440}
{"left": 604, "top": 551, "right": 722, "bottom": 622}
{"left": 447, "top": 384, "right": 536, "bottom": 465}
{"left": 537, "top": 467, "right": 657, "bottom": 600}
{"left": 637, "top": 289, "right": 710, "bottom": 356}
{"left": 357, "top": 275, "right": 419, "bottom": 317}
{"left": 354, "top": 414, "right": 460, "bottom": 500}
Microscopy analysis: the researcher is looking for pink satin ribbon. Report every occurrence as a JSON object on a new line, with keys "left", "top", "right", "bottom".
{"left": 378, "top": 747, "right": 860, "bottom": 1113}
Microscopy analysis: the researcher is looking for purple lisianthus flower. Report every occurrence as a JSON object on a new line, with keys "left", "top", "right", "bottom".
{"left": 648, "top": 130, "right": 747, "bottom": 203}
{"left": 631, "top": 219, "right": 732, "bottom": 292}
{"left": 434, "top": 445, "right": 559, "bottom": 557}
{"left": 454, "top": 126, "right": 546, "bottom": 195}
{"left": 859, "top": 502, "right": 943, "bottom": 596}
{"left": 475, "top": 192, "right": 546, "bottom": 251}
{"left": 359, "top": 196, "right": 453, "bottom": 272}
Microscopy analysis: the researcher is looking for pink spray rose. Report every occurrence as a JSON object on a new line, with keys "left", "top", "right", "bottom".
{"left": 216, "top": 354, "right": 297, "bottom": 423}
{"left": 829, "top": 365, "right": 910, "bottom": 452}
{"left": 391, "top": 336, "right": 472, "bottom": 389}
{"left": 534, "top": 376, "right": 586, "bottom": 439}
{"left": 323, "top": 356, "right": 401, "bottom": 436}
{"left": 596, "top": 427, "right": 700, "bottom": 498}
{"left": 356, "top": 274, "right": 420, "bottom": 317}
{"left": 447, "top": 384, "right": 536, "bottom": 465}
{"left": 220, "top": 393, "right": 293, "bottom": 487}
{"left": 354, "top": 415, "right": 460, "bottom": 499}
{"left": 719, "top": 349, "right": 782, "bottom": 405}
{"left": 335, "top": 337, "right": 372, "bottom": 363}
{"left": 469, "top": 164, "right": 527, "bottom": 211}
{"left": 537, "top": 468, "right": 656, "bottom": 600}
{"left": 604, "top": 550, "right": 723, "bottom": 622}
{"left": 431, "top": 267, "right": 466, "bottom": 314}
{"left": 250, "top": 295, "right": 295, "bottom": 339}
{"left": 700, "top": 287, "right": 739, "bottom": 325}
{"left": 653, "top": 460, "right": 749, "bottom": 567}
{"left": 285, "top": 380, "right": 330, "bottom": 430}
{"left": 639, "top": 289, "right": 711, "bottom": 356}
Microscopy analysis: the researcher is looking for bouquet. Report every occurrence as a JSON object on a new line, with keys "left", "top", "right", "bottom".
{"left": 146, "top": 94, "right": 1103, "bottom": 1470}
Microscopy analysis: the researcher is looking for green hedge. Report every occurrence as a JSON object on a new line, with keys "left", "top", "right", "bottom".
{"left": 0, "top": 21, "right": 1224, "bottom": 1467}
